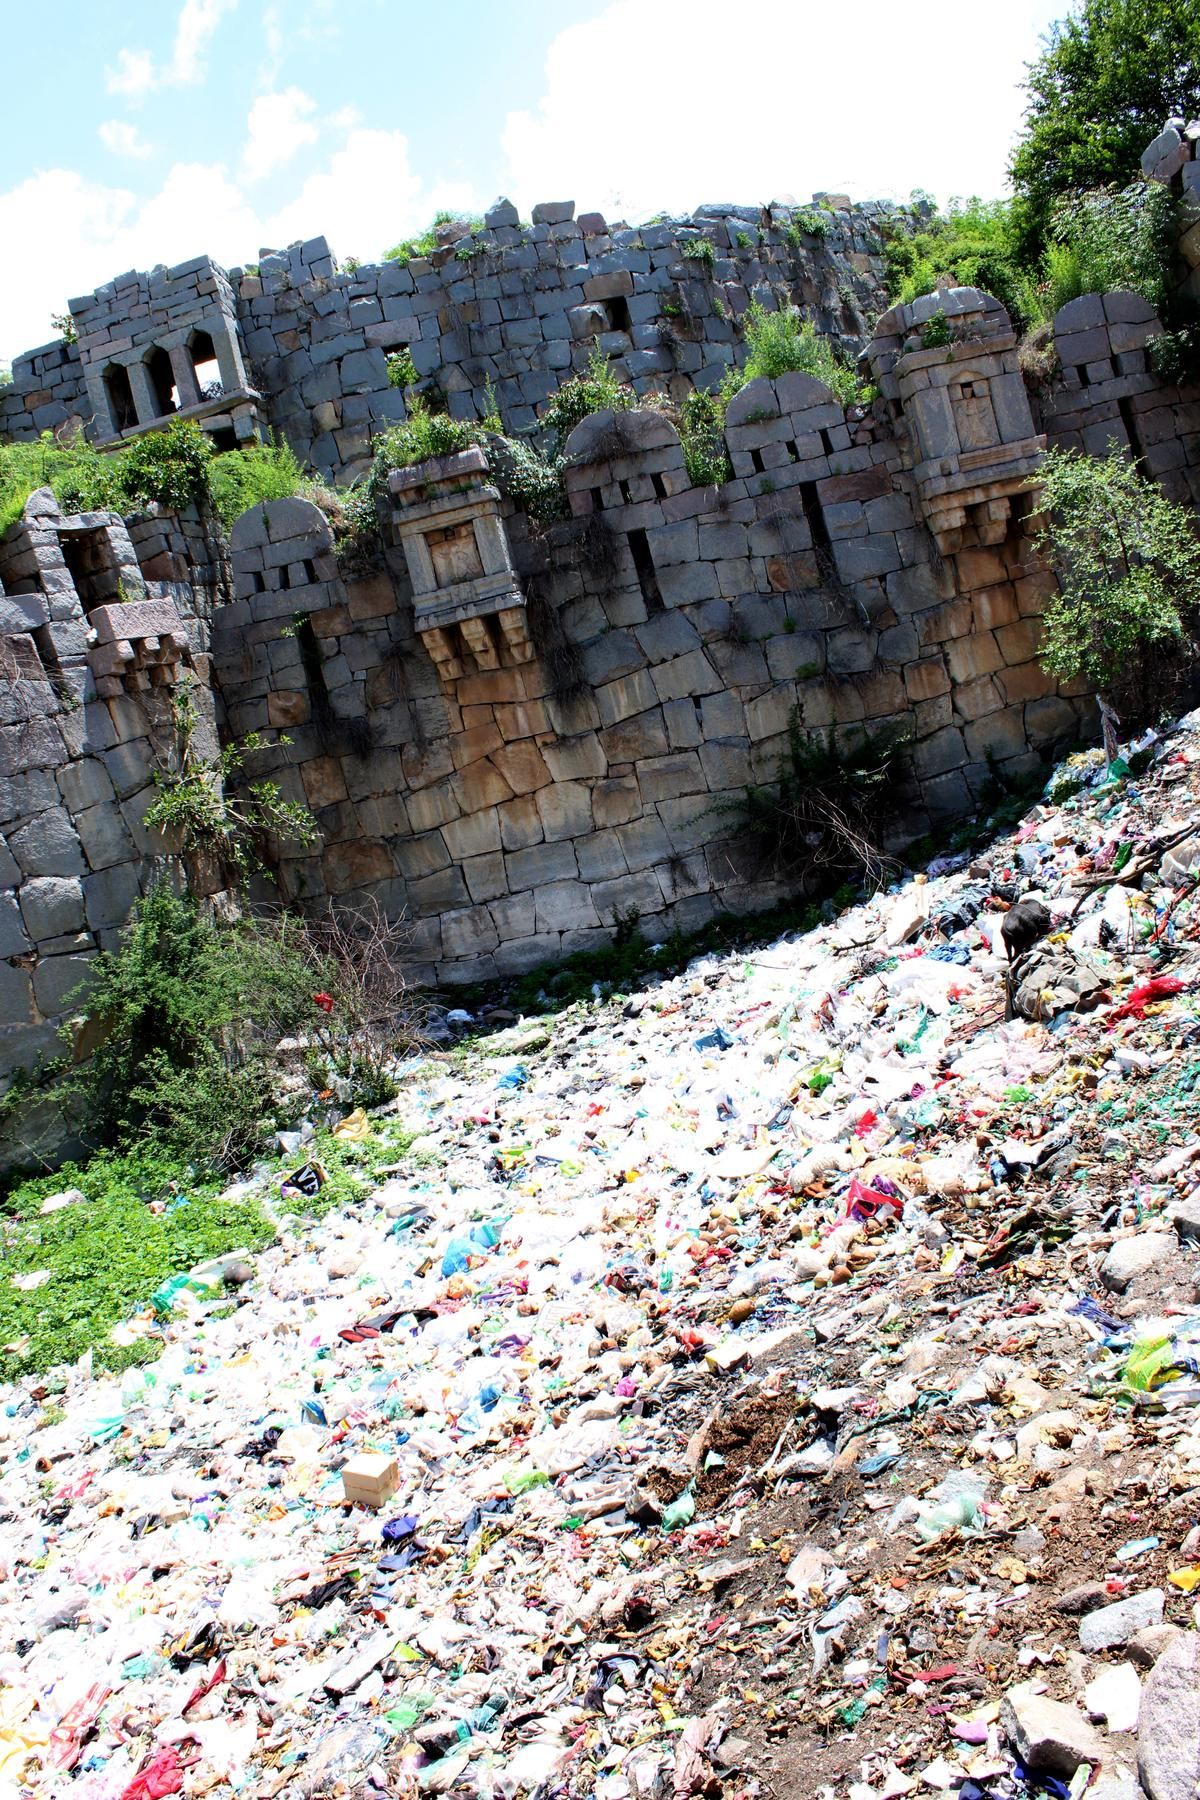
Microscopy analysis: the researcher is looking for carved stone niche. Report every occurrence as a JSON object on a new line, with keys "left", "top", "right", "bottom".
{"left": 88, "top": 597, "right": 191, "bottom": 698}
{"left": 867, "top": 286, "right": 1046, "bottom": 555}
{"left": 388, "top": 446, "right": 532, "bottom": 683}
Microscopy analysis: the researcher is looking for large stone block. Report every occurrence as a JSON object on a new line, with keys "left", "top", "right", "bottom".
{"left": 912, "top": 725, "right": 967, "bottom": 778}
{"left": 618, "top": 814, "right": 672, "bottom": 871}
{"left": 498, "top": 795, "right": 544, "bottom": 851}
{"left": 454, "top": 760, "right": 514, "bottom": 812}
{"left": 9, "top": 808, "right": 86, "bottom": 878}
{"left": 442, "top": 807, "right": 502, "bottom": 859}
{"left": 637, "top": 751, "right": 706, "bottom": 802}
{"left": 658, "top": 793, "right": 720, "bottom": 854}
{"left": 536, "top": 782, "right": 594, "bottom": 841}
{"left": 506, "top": 840, "right": 578, "bottom": 891}
{"left": 441, "top": 904, "right": 500, "bottom": 958}
{"left": 592, "top": 776, "right": 643, "bottom": 829}
{"left": 650, "top": 649, "right": 723, "bottom": 705}
{"left": 534, "top": 880, "right": 599, "bottom": 932}
{"left": 541, "top": 734, "right": 606, "bottom": 782}
{"left": 589, "top": 870, "right": 666, "bottom": 922}
{"left": 1025, "top": 695, "right": 1077, "bottom": 746}
{"left": 83, "top": 862, "right": 140, "bottom": 931}
{"left": 322, "top": 839, "right": 395, "bottom": 893}
{"left": 596, "top": 667, "right": 659, "bottom": 726}
{"left": 18, "top": 875, "right": 85, "bottom": 941}
{"left": 599, "top": 708, "right": 669, "bottom": 762}
{"left": 28, "top": 942, "right": 93, "bottom": 1020}
{"left": 575, "top": 830, "right": 629, "bottom": 883}
{"left": 487, "top": 738, "right": 551, "bottom": 794}
{"left": 406, "top": 780, "right": 461, "bottom": 833}
{"left": 0, "top": 891, "right": 30, "bottom": 957}
{"left": 945, "top": 630, "right": 1003, "bottom": 683}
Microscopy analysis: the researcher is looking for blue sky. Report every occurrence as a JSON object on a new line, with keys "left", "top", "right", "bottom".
{"left": 1, "top": 0, "right": 1065, "bottom": 364}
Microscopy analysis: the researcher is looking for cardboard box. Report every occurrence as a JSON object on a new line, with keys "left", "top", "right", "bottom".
{"left": 341, "top": 1452, "right": 400, "bottom": 1509}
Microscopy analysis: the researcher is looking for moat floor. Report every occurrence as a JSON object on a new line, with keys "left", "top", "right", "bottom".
{"left": 3, "top": 724, "right": 1200, "bottom": 1800}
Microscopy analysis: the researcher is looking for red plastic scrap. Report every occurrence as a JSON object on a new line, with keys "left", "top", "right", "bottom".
{"left": 120, "top": 1747, "right": 185, "bottom": 1800}
{"left": 1107, "top": 975, "right": 1187, "bottom": 1026}
{"left": 842, "top": 1177, "right": 903, "bottom": 1224}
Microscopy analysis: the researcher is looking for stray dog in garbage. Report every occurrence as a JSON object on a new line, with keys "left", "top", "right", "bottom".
{"left": 1001, "top": 896, "right": 1052, "bottom": 964}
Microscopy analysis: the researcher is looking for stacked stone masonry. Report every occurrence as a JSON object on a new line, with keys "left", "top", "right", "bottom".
{"left": 2, "top": 194, "right": 906, "bottom": 478}
{"left": 3, "top": 137, "right": 1200, "bottom": 1107}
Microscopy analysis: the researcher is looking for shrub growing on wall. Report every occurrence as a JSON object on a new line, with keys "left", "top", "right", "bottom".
{"left": 1034, "top": 444, "right": 1200, "bottom": 737}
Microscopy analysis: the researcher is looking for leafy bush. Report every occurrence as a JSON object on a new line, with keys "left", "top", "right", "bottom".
{"left": 372, "top": 396, "right": 474, "bottom": 469}
{"left": 0, "top": 432, "right": 123, "bottom": 536}
{"left": 1044, "top": 180, "right": 1177, "bottom": 316}
{"left": 1009, "top": 0, "right": 1200, "bottom": 262}
{"left": 120, "top": 416, "right": 214, "bottom": 512}
{"left": 735, "top": 714, "right": 906, "bottom": 892}
{"left": 785, "top": 208, "right": 832, "bottom": 247}
{"left": 681, "top": 236, "right": 717, "bottom": 269}
{"left": 880, "top": 198, "right": 1044, "bottom": 332}
{"left": 146, "top": 678, "right": 319, "bottom": 883}
{"left": 678, "top": 388, "right": 732, "bottom": 486}
{"left": 540, "top": 347, "right": 637, "bottom": 452}
{"left": 1034, "top": 445, "right": 1200, "bottom": 719}
{"left": 382, "top": 210, "right": 486, "bottom": 265}
{"left": 63, "top": 884, "right": 318, "bottom": 1169}
{"left": 1147, "top": 318, "right": 1200, "bottom": 386}
{"left": 207, "top": 438, "right": 306, "bottom": 529}
{"left": 731, "top": 300, "right": 863, "bottom": 405}
{"left": 489, "top": 435, "right": 567, "bottom": 526}
{"left": 387, "top": 347, "right": 418, "bottom": 388}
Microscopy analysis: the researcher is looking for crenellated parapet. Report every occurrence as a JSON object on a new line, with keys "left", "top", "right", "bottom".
{"left": 389, "top": 446, "right": 533, "bottom": 681}
{"left": 867, "top": 287, "right": 1045, "bottom": 556}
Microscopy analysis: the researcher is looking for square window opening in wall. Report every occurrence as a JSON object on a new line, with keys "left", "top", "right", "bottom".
{"left": 627, "top": 527, "right": 663, "bottom": 614}
{"left": 59, "top": 526, "right": 120, "bottom": 615}
{"left": 603, "top": 296, "right": 632, "bottom": 334}
{"left": 209, "top": 426, "right": 238, "bottom": 452}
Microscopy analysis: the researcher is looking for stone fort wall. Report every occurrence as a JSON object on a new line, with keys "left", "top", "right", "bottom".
{"left": 2, "top": 139, "right": 1200, "bottom": 1127}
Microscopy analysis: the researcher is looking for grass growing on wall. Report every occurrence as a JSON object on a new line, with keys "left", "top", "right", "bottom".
{"left": 0, "top": 420, "right": 307, "bottom": 537}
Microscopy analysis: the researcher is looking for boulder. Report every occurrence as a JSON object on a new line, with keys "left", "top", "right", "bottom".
{"left": 1101, "top": 1234, "right": 1175, "bottom": 1294}
{"left": 1001, "top": 1682, "right": 1106, "bottom": 1778}
{"left": 1079, "top": 1591, "right": 1164, "bottom": 1653}
{"left": 1138, "top": 1632, "right": 1200, "bottom": 1800}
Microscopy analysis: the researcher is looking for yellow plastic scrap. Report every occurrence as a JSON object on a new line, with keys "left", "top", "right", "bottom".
{"left": 1167, "top": 1566, "right": 1200, "bottom": 1594}
{"left": 331, "top": 1108, "right": 373, "bottom": 1142}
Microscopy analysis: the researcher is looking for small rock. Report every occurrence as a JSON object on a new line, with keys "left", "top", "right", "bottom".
{"left": 1138, "top": 1632, "right": 1200, "bottom": 1800}
{"left": 1079, "top": 1591, "right": 1164, "bottom": 1653}
{"left": 1101, "top": 1233, "right": 1175, "bottom": 1293}
{"left": 1168, "top": 1195, "right": 1200, "bottom": 1243}
{"left": 1054, "top": 1581, "right": 1111, "bottom": 1616}
{"left": 1001, "top": 1682, "right": 1106, "bottom": 1778}
{"left": 223, "top": 1260, "right": 255, "bottom": 1287}
{"left": 38, "top": 1187, "right": 87, "bottom": 1215}
{"left": 1085, "top": 1660, "right": 1141, "bottom": 1733}
{"left": 1127, "top": 1624, "right": 1185, "bottom": 1670}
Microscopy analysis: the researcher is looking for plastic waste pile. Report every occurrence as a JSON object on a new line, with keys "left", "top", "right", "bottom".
{"left": 6, "top": 719, "right": 1200, "bottom": 1798}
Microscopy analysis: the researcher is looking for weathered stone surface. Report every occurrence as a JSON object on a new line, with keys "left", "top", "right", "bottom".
{"left": 18, "top": 876, "right": 85, "bottom": 940}
{"left": 1138, "top": 1632, "right": 1200, "bottom": 1800}
{"left": 1079, "top": 1591, "right": 1164, "bottom": 1653}
{"left": 1101, "top": 1235, "right": 1175, "bottom": 1293}
{"left": 1001, "top": 1683, "right": 1106, "bottom": 1779}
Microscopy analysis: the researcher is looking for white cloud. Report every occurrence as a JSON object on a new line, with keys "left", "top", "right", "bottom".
{"left": 502, "top": 0, "right": 1065, "bottom": 218}
{"left": 241, "top": 88, "right": 319, "bottom": 183}
{"left": 263, "top": 127, "right": 477, "bottom": 261}
{"left": 167, "top": 0, "right": 238, "bottom": 86}
{"left": 0, "top": 124, "right": 483, "bottom": 361}
{"left": 99, "top": 120, "right": 154, "bottom": 160}
{"left": 104, "top": 0, "right": 236, "bottom": 102}
{"left": 104, "top": 48, "right": 156, "bottom": 100}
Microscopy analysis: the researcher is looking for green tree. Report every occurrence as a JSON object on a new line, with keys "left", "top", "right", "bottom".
{"left": 1033, "top": 445, "right": 1200, "bottom": 743}
{"left": 1010, "top": 0, "right": 1200, "bottom": 261}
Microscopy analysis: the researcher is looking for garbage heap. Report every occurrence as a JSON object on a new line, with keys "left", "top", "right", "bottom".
{"left": 5, "top": 721, "right": 1200, "bottom": 1800}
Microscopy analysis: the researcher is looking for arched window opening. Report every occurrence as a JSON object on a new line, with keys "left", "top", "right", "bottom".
{"left": 145, "top": 346, "right": 178, "bottom": 418}
{"left": 103, "top": 363, "right": 137, "bottom": 433}
{"left": 189, "top": 329, "right": 223, "bottom": 402}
